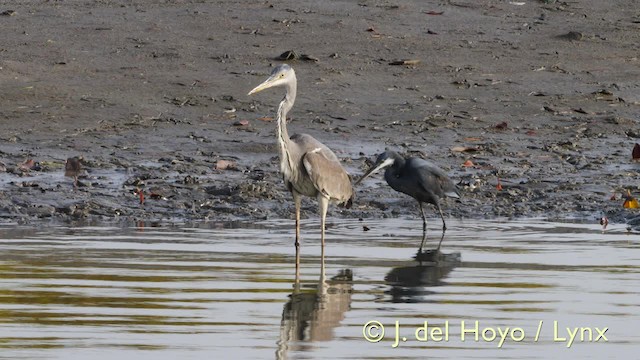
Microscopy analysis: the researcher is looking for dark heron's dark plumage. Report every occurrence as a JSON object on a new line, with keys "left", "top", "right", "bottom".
{"left": 356, "top": 150, "right": 459, "bottom": 252}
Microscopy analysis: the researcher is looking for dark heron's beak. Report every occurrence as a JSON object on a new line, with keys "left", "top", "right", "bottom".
{"left": 354, "top": 157, "right": 395, "bottom": 186}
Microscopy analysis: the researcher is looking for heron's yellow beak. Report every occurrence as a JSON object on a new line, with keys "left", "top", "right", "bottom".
{"left": 248, "top": 76, "right": 277, "bottom": 96}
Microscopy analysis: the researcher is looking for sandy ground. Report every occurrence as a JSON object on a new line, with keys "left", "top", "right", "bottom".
{"left": 0, "top": 0, "right": 639, "bottom": 228}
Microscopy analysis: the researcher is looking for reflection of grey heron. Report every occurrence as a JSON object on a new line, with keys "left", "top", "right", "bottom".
{"left": 356, "top": 150, "right": 459, "bottom": 252}
{"left": 275, "top": 254, "right": 353, "bottom": 360}
{"left": 248, "top": 65, "right": 354, "bottom": 275}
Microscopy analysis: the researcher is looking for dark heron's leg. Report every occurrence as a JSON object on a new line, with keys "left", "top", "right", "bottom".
{"left": 293, "top": 192, "right": 302, "bottom": 278}
{"left": 435, "top": 203, "right": 447, "bottom": 251}
{"left": 318, "top": 195, "right": 329, "bottom": 260}
{"left": 418, "top": 202, "right": 427, "bottom": 253}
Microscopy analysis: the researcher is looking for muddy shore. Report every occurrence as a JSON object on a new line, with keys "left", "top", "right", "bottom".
{"left": 0, "top": 1, "right": 639, "bottom": 228}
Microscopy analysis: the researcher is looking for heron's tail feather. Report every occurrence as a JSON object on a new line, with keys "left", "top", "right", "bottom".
{"left": 445, "top": 190, "right": 460, "bottom": 199}
{"left": 445, "top": 184, "right": 461, "bottom": 199}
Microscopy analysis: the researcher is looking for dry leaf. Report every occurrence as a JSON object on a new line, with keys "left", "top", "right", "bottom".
{"left": 623, "top": 190, "right": 639, "bottom": 209}
{"left": 233, "top": 120, "right": 249, "bottom": 126}
{"left": 632, "top": 143, "right": 640, "bottom": 160}
{"left": 19, "top": 159, "right": 35, "bottom": 171}
{"left": 389, "top": 59, "right": 421, "bottom": 66}
{"left": 424, "top": 10, "right": 444, "bottom": 15}
{"left": 257, "top": 116, "right": 274, "bottom": 122}
{"left": 65, "top": 157, "right": 82, "bottom": 177}
{"left": 451, "top": 146, "right": 478, "bottom": 153}
{"left": 149, "top": 192, "right": 165, "bottom": 200}
{"left": 496, "top": 178, "right": 503, "bottom": 191}
{"left": 494, "top": 121, "right": 508, "bottom": 130}
{"left": 462, "top": 159, "right": 474, "bottom": 167}
{"left": 135, "top": 188, "right": 145, "bottom": 205}
{"left": 216, "top": 159, "right": 237, "bottom": 170}
{"left": 623, "top": 198, "right": 639, "bottom": 209}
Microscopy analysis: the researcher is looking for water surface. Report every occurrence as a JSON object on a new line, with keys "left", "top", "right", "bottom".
{"left": 0, "top": 218, "right": 638, "bottom": 359}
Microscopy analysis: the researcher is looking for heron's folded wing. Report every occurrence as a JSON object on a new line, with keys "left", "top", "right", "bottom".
{"left": 411, "top": 160, "right": 460, "bottom": 199}
{"left": 302, "top": 150, "right": 353, "bottom": 203}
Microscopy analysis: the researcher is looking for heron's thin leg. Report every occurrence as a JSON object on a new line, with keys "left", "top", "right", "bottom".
{"left": 317, "top": 249, "right": 329, "bottom": 302}
{"left": 319, "top": 244, "right": 326, "bottom": 290}
{"left": 435, "top": 203, "right": 447, "bottom": 251}
{"left": 318, "top": 195, "right": 329, "bottom": 260}
{"left": 418, "top": 202, "right": 427, "bottom": 253}
{"left": 293, "top": 192, "right": 302, "bottom": 247}
{"left": 293, "top": 192, "right": 302, "bottom": 278}
{"left": 436, "top": 232, "right": 446, "bottom": 252}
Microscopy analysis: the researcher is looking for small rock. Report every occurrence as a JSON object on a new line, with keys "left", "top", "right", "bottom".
{"left": 558, "top": 31, "right": 583, "bottom": 41}
{"left": 216, "top": 160, "right": 237, "bottom": 171}
{"left": 26, "top": 204, "right": 55, "bottom": 218}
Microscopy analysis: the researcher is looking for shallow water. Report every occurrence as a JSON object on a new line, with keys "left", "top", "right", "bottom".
{"left": 0, "top": 218, "right": 638, "bottom": 359}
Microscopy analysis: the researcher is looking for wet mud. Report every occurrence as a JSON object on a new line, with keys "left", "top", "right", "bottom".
{"left": 0, "top": 1, "right": 639, "bottom": 227}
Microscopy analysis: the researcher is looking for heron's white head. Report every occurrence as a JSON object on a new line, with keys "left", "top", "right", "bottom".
{"left": 354, "top": 151, "right": 398, "bottom": 186}
{"left": 248, "top": 64, "right": 296, "bottom": 95}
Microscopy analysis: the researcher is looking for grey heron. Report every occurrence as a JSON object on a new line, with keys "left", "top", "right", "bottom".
{"left": 355, "top": 150, "right": 459, "bottom": 252}
{"left": 248, "top": 65, "right": 354, "bottom": 274}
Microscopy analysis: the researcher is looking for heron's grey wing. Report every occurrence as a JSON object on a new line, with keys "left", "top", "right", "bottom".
{"left": 302, "top": 149, "right": 353, "bottom": 204}
{"left": 290, "top": 134, "right": 341, "bottom": 161}
{"left": 409, "top": 158, "right": 460, "bottom": 199}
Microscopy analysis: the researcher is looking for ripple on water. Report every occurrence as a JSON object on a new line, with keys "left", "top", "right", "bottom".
{"left": 0, "top": 219, "right": 638, "bottom": 359}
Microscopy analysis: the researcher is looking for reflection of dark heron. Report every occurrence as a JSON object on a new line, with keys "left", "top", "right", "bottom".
{"left": 385, "top": 253, "right": 460, "bottom": 303}
{"left": 356, "top": 150, "right": 459, "bottom": 252}
{"left": 249, "top": 65, "right": 354, "bottom": 278}
{"left": 275, "top": 256, "right": 353, "bottom": 359}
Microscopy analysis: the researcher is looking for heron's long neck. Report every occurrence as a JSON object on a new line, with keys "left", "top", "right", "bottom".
{"left": 276, "top": 79, "right": 297, "bottom": 174}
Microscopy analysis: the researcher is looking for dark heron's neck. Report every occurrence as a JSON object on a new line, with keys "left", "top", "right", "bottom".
{"left": 383, "top": 155, "right": 403, "bottom": 179}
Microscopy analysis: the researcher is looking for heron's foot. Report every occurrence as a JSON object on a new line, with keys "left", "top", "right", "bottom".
{"left": 414, "top": 249, "right": 461, "bottom": 264}
{"left": 414, "top": 248, "right": 442, "bottom": 263}
{"left": 276, "top": 50, "right": 298, "bottom": 61}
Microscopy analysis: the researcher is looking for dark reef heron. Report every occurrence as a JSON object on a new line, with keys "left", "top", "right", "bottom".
{"left": 248, "top": 65, "right": 354, "bottom": 275}
{"left": 355, "top": 150, "right": 459, "bottom": 252}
